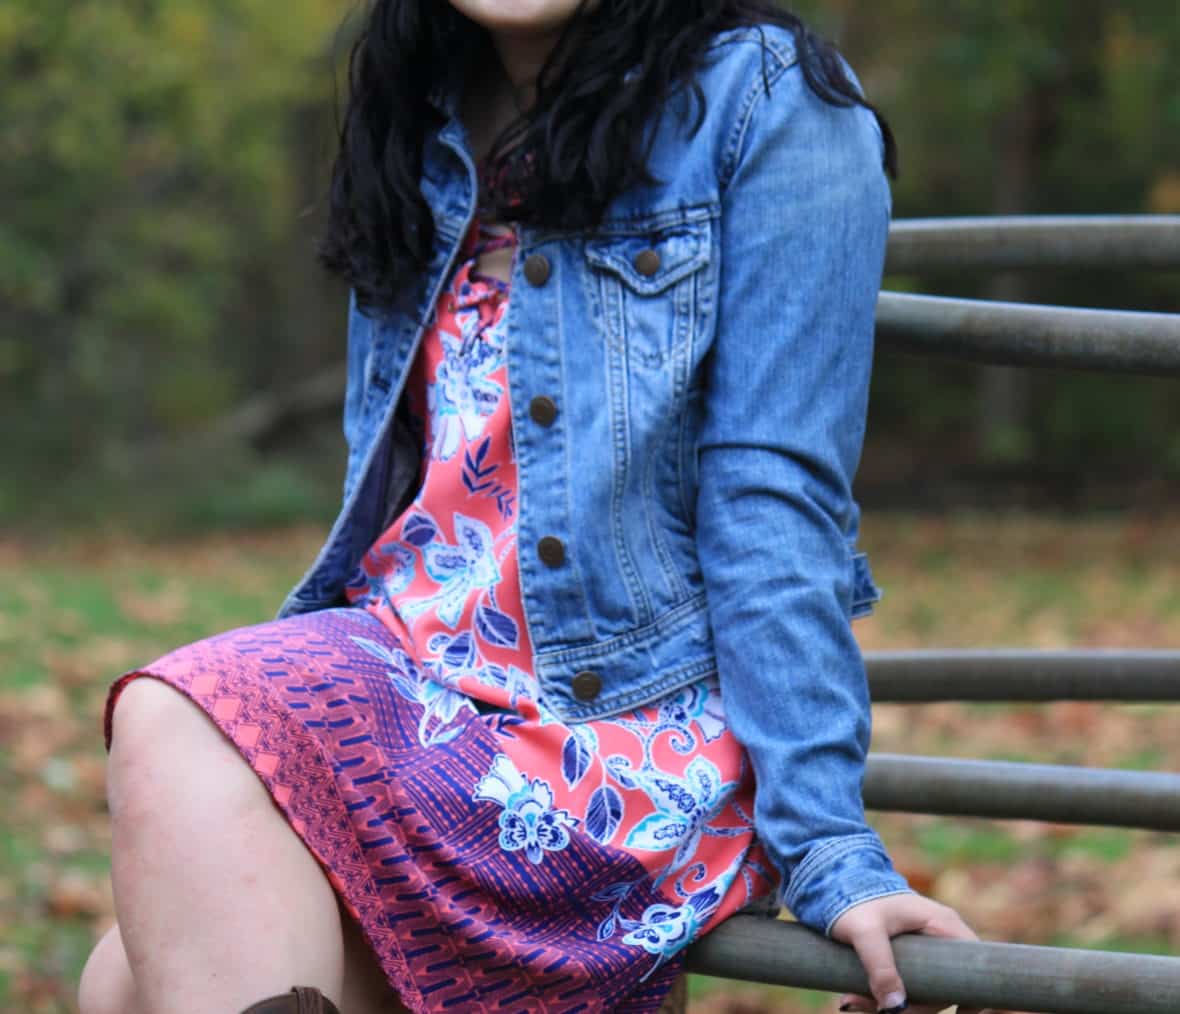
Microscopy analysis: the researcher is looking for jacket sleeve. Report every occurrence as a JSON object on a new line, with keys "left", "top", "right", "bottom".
{"left": 694, "top": 63, "right": 914, "bottom": 937}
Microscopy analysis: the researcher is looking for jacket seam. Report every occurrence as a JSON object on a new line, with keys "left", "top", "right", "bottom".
{"left": 643, "top": 442, "right": 688, "bottom": 601}
{"left": 642, "top": 287, "right": 692, "bottom": 601}
{"left": 705, "top": 24, "right": 798, "bottom": 69}
{"left": 719, "top": 31, "right": 801, "bottom": 190}
{"left": 607, "top": 286, "right": 654, "bottom": 625}
{"left": 551, "top": 258, "right": 602, "bottom": 639}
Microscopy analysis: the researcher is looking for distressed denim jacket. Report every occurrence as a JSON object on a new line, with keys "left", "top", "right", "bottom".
{"left": 279, "top": 24, "right": 914, "bottom": 936}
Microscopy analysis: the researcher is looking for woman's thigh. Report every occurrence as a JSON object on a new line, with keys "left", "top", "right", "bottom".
{"left": 105, "top": 676, "right": 410, "bottom": 1013}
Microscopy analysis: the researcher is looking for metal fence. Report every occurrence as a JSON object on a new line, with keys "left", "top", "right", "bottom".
{"left": 682, "top": 216, "right": 1180, "bottom": 1013}
{"left": 879, "top": 215, "right": 1180, "bottom": 376}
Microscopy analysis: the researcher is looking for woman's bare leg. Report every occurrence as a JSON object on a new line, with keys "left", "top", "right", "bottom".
{"left": 105, "top": 676, "right": 348, "bottom": 1014}
{"left": 78, "top": 905, "right": 408, "bottom": 1014}
{"left": 78, "top": 923, "right": 140, "bottom": 1014}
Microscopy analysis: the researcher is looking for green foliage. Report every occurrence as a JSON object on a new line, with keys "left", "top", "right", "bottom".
{"left": 799, "top": 1, "right": 1180, "bottom": 476}
{"left": 1054, "top": 828, "right": 1133, "bottom": 863}
{"left": 0, "top": 0, "right": 344, "bottom": 471}
{"left": 914, "top": 821, "right": 1024, "bottom": 864}
{"left": 4, "top": 2, "right": 1180, "bottom": 519}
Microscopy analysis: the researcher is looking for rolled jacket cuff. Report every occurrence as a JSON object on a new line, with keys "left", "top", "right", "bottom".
{"left": 779, "top": 832, "right": 915, "bottom": 937}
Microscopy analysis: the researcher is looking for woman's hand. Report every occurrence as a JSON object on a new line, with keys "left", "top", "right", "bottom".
{"left": 829, "top": 892, "right": 997, "bottom": 1014}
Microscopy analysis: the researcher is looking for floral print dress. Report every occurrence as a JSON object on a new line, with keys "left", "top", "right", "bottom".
{"left": 104, "top": 214, "right": 778, "bottom": 1013}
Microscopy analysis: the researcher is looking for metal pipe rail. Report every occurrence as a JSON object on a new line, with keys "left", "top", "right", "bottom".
{"left": 685, "top": 914, "right": 1180, "bottom": 1014}
{"left": 866, "top": 649, "right": 1180, "bottom": 702}
{"left": 675, "top": 216, "right": 1180, "bottom": 1009}
{"left": 864, "top": 754, "right": 1180, "bottom": 830}
{"left": 886, "top": 215, "right": 1180, "bottom": 273}
{"left": 875, "top": 291, "right": 1180, "bottom": 376}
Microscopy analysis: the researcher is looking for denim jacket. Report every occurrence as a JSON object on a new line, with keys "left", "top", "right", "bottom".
{"left": 279, "top": 24, "right": 914, "bottom": 936}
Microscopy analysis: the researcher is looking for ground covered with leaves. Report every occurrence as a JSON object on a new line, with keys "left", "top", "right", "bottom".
{"left": 2, "top": 515, "right": 1178, "bottom": 1013}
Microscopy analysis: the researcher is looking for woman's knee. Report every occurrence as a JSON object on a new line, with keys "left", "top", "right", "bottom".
{"left": 109, "top": 676, "right": 196, "bottom": 759}
{"left": 107, "top": 676, "right": 267, "bottom": 826}
{"left": 78, "top": 923, "right": 139, "bottom": 1014}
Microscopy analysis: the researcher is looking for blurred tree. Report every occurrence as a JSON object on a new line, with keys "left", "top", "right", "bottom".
{"left": 0, "top": 0, "right": 346, "bottom": 477}
{"left": 797, "top": 0, "right": 1180, "bottom": 495}
{"left": 3, "top": 1, "right": 1179, "bottom": 522}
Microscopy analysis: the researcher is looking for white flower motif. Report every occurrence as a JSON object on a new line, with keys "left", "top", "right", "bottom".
{"left": 399, "top": 513, "right": 501, "bottom": 629}
{"left": 657, "top": 679, "right": 727, "bottom": 744}
{"left": 621, "top": 887, "right": 721, "bottom": 960}
{"left": 428, "top": 329, "right": 504, "bottom": 461}
{"left": 376, "top": 543, "right": 416, "bottom": 600}
{"left": 473, "top": 755, "right": 578, "bottom": 864}
{"left": 622, "top": 756, "right": 741, "bottom": 871}
{"left": 349, "top": 635, "right": 475, "bottom": 746}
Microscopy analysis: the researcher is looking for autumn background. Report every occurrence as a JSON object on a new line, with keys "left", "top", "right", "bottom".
{"left": 2, "top": 1, "right": 1179, "bottom": 1012}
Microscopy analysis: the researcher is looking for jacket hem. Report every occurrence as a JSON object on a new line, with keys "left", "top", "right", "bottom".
{"left": 547, "top": 656, "right": 720, "bottom": 724}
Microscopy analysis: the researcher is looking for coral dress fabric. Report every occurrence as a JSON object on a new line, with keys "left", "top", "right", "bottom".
{"left": 104, "top": 215, "right": 778, "bottom": 1013}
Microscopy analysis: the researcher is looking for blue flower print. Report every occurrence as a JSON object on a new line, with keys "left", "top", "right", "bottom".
{"left": 657, "top": 679, "right": 727, "bottom": 745}
{"left": 622, "top": 756, "right": 741, "bottom": 871}
{"left": 480, "top": 663, "right": 534, "bottom": 710}
{"left": 473, "top": 755, "right": 578, "bottom": 865}
{"left": 425, "top": 629, "right": 478, "bottom": 685}
{"left": 401, "top": 512, "right": 501, "bottom": 629}
{"left": 345, "top": 543, "right": 414, "bottom": 607}
{"left": 344, "top": 566, "right": 384, "bottom": 607}
{"left": 621, "top": 886, "right": 722, "bottom": 962}
{"left": 462, "top": 436, "right": 515, "bottom": 520}
{"left": 429, "top": 328, "right": 504, "bottom": 461}
{"left": 375, "top": 543, "right": 416, "bottom": 600}
{"left": 348, "top": 635, "right": 421, "bottom": 700}
{"left": 420, "top": 632, "right": 535, "bottom": 708}
{"left": 350, "top": 635, "right": 476, "bottom": 747}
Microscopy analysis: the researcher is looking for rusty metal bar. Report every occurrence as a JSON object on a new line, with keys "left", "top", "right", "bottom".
{"left": 875, "top": 291, "right": 1180, "bottom": 375}
{"left": 864, "top": 754, "right": 1180, "bottom": 830}
{"left": 866, "top": 649, "right": 1180, "bottom": 702}
{"left": 886, "top": 215, "right": 1180, "bottom": 273}
{"left": 685, "top": 915, "right": 1180, "bottom": 1014}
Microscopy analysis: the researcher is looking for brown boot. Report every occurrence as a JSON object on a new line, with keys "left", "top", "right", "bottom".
{"left": 239, "top": 985, "right": 342, "bottom": 1014}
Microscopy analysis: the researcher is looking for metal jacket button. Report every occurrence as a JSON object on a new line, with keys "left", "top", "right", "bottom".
{"left": 523, "top": 253, "right": 551, "bottom": 286}
{"left": 529, "top": 395, "right": 558, "bottom": 427}
{"left": 571, "top": 670, "right": 603, "bottom": 702}
{"left": 537, "top": 536, "right": 565, "bottom": 567}
{"left": 633, "top": 248, "right": 661, "bottom": 276}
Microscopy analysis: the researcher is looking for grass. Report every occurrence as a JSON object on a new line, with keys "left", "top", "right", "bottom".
{"left": 2, "top": 513, "right": 1180, "bottom": 1012}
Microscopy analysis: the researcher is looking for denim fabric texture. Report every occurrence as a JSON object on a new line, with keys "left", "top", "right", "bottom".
{"left": 279, "top": 24, "right": 914, "bottom": 936}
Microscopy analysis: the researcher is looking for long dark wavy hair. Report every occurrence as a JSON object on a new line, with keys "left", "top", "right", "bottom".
{"left": 319, "top": 1, "right": 897, "bottom": 317}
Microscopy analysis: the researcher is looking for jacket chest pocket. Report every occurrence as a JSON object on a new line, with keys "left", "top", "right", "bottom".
{"left": 584, "top": 218, "right": 713, "bottom": 369}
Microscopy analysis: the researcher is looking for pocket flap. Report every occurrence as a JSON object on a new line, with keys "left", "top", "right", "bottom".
{"left": 585, "top": 221, "right": 710, "bottom": 295}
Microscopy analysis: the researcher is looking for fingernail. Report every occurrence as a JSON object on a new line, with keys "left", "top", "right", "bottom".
{"left": 878, "top": 994, "right": 907, "bottom": 1014}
